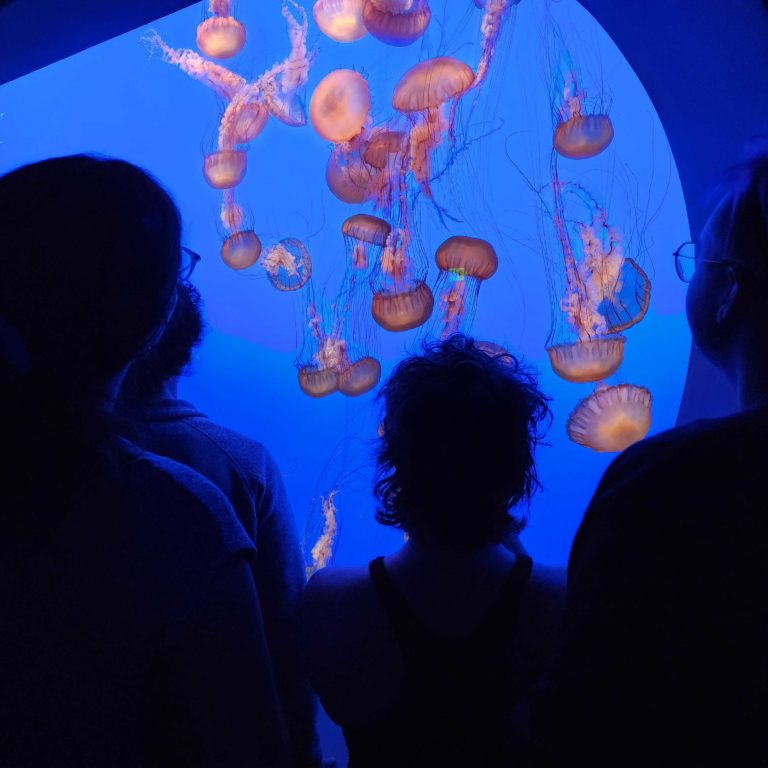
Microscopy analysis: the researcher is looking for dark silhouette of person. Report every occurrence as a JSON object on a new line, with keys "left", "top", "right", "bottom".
{"left": 300, "top": 335, "right": 565, "bottom": 768}
{"left": 543, "top": 149, "right": 768, "bottom": 765}
{"left": 118, "top": 279, "right": 324, "bottom": 768}
{"left": 0, "top": 155, "right": 290, "bottom": 767}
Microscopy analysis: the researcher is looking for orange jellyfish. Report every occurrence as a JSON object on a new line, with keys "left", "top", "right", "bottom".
{"left": 305, "top": 489, "right": 340, "bottom": 579}
{"left": 363, "top": 126, "right": 408, "bottom": 170}
{"left": 338, "top": 356, "right": 382, "bottom": 396}
{"left": 221, "top": 230, "right": 262, "bottom": 270}
{"left": 203, "top": 148, "right": 247, "bottom": 189}
{"left": 261, "top": 238, "right": 312, "bottom": 292}
{"left": 547, "top": 336, "right": 625, "bottom": 384}
{"left": 197, "top": 0, "right": 246, "bottom": 59}
{"left": 392, "top": 57, "right": 475, "bottom": 198}
{"left": 310, "top": 69, "right": 371, "bottom": 144}
{"left": 299, "top": 366, "right": 339, "bottom": 398}
{"left": 326, "top": 142, "right": 382, "bottom": 204}
{"left": 256, "top": 1, "right": 312, "bottom": 127}
{"left": 567, "top": 383, "right": 652, "bottom": 452}
{"left": 434, "top": 236, "right": 497, "bottom": 337}
{"left": 553, "top": 72, "right": 613, "bottom": 160}
{"left": 362, "top": 0, "right": 431, "bottom": 46}
{"left": 313, "top": 0, "right": 368, "bottom": 42}
{"left": 342, "top": 213, "right": 391, "bottom": 273}
{"left": 473, "top": 0, "right": 521, "bottom": 88}
{"left": 298, "top": 302, "right": 351, "bottom": 398}
{"left": 372, "top": 279, "right": 434, "bottom": 332}
{"left": 545, "top": 179, "right": 648, "bottom": 384}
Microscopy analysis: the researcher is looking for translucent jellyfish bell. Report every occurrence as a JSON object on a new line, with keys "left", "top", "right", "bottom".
{"left": 197, "top": 16, "right": 246, "bottom": 59}
{"left": 392, "top": 56, "right": 475, "bottom": 113}
{"left": 339, "top": 356, "right": 382, "bottom": 396}
{"left": 547, "top": 337, "right": 626, "bottom": 384}
{"left": 231, "top": 102, "right": 268, "bottom": 145}
{"left": 371, "top": 281, "right": 434, "bottom": 332}
{"left": 363, "top": 128, "right": 408, "bottom": 168}
{"left": 261, "top": 238, "right": 312, "bottom": 291}
{"left": 567, "top": 383, "right": 652, "bottom": 452}
{"left": 603, "top": 258, "right": 651, "bottom": 334}
{"left": 310, "top": 70, "right": 371, "bottom": 144}
{"left": 203, "top": 149, "right": 247, "bottom": 189}
{"left": 362, "top": 0, "right": 431, "bottom": 46}
{"left": 299, "top": 365, "right": 339, "bottom": 398}
{"left": 435, "top": 236, "right": 498, "bottom": 280}
{"left": 221, "top": 230, "right": 262, "bottom": 270}
{"left": 341, "top": 214, "right": 391, "bottom": 246}
{"left": 326, "top": 144, "right": 379, "bottom": 203}
{"left": 554, "top": 113, "right": 614, "bottom": 160}
{"left": 313, "top": 0, "right": 368, "bottom": 42}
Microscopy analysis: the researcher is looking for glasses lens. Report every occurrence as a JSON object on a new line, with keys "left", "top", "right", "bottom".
{"left": 181, "top": 247, "right": 201, "bottom": 280}
{"left": 675, "top": 242, "right": 695, "bottom": 282}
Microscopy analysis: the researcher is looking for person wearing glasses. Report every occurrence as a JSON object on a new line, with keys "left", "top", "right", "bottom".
{"left": 0, "top": 156, "right": 291, "bottom": 766}
{"left": 118, "top": 278, "right": 325, "bottom": 768}
{"left": 536, "top": 149, "right": 768, "bottom": 765}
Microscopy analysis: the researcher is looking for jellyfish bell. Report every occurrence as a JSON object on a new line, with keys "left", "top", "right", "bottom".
{"left": 299, "top": 365, "right": 339, "bottom": 398}
{"left": 603, "top": 257, "right": 651, "bottom": 334}
{"left": 567, "top": 383, "right": 652, "bottom": 453}
{"left": 554, "top": 113, "right": 614, "bottom": 160}
{"left": 310, "top": 69, "right": 371, "bottom": 144}
{"left": 362, "top": 0, "right": 430, "bottom": 46}
{"left": 371, "top": 281, "right": 434, "bottom": 332}
{"left": 221, "top": 230, "right": 262, "bottom": 270}
{"left": 363, "top": 128, "right": 408, "bottom": 169}
{"left": 326, "top": 144, "right": 379, "bottom": 203}
{"left": 232, "top": 101, "right": 268, "bottom": 144}
{"left": 547, "top": 336, "right": 626, "bottom": 384}
{"left": 338, "top": 356, "right": 382, "bottom": 396}
{"left": 435, "top": 236, "right": 498, "bottom": 280}
{"left": 203, "top": 149, "right": 247, "bottom": 189}
{"left": 341, "top": 214, "right": 391, "bottom": 246}
{"left": 261, "top": 237, "right": 312, "bottom": 291}
{"left": 313, "top": 0, "right": 368, "bottom": 42}
{"left": 392, "top": 56, "right": 475, "bottom": 113}
{"left": 196, "top": 15, "right": 247, "bottom": 59}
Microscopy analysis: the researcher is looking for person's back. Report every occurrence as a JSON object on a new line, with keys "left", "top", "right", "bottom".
{"left": 118, "top": 282, "right": 322, "bottom": 767}
{"left": 0, "top": 155, "right": 289, "bottom": 766}
{"left": 301, "top": 336, "right": 564, "bottom": 767}
{"left": 545, "top": 150, "right": 768, "bottom": 766}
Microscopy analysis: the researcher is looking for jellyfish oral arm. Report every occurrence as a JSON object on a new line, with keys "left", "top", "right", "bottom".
{"left": 144, "top": 32, "right": 246, "bottom": 100}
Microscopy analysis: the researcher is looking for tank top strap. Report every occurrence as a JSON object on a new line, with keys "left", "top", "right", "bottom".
{"left": 368, "top": 556, "right": 426, "bottom": 651}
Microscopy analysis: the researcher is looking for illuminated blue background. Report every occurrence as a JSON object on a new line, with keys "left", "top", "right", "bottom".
{"left": 0, "top": 1, "right": 688, "bottom": 569}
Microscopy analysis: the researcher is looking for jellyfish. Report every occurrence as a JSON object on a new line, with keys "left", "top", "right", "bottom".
{"left": 363, "top": 127, "right": 408, "bottom": 170}
{"left": 362, "top": 0, "right": 431, "bottom": 46}
{"left": 203, "top": 148, "right": 247, "bottom": 189}
{"left": 310, "top": 69, "right": 371, "bottom": 144}
{"left": 342, "top": 213, "right": 391, "bottom": 274}
{"left": 547, "top": 336, "right": 625, "bottom": 384}
{"left": 297, "top": 301, "right": 351, "bottom": 398}
{"left": 197, "top": 0, "right": 247, "bottom": 59}
{"left": 221, "top": 230, "right": 262, "bottom": 270}
{"left": 299, "top": 365, "right": 339, "bottom": 398}
{"left": 260, "top": 238, "right": 312, "bottom": 292}
{"left": 552, "top": 70, "right": 613, "bottom": 160}
{"left": 473, "top": 0, "right": 521, "bottom": 89}
{"left": 372, "top": 279, "right": 434, "bottom": 332}
{"left": 544, "top": 179, "right": 648, "bottom": 384}
{"left": 305, "top": 490, "right": 340, "bottom": 579}
{"left": 338, "top": 356, "right": 382, "bottom": 396}
{"left": 434, "top": 236, "right": 497, "bottom": 336}
{"left": 392, "top": 57, "right": 475, "bottom": 198}
{"left": 326, "top": 142, "right": 383, "bottom": 204}
{"left": 313, "top": 0, "right": 368, "bottom": 42}
{"left": 255, "top": 0, "right": 312, "bottom": 127}
{"left": 566, "top": 383, "right": 652, "bottom": 452}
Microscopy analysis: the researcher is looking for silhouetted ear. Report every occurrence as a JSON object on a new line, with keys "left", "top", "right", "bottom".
{"left": 716, "top": 266, "right": 740, "bottom": 325}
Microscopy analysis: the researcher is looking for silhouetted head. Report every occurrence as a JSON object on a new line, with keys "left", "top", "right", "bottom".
{"left": 0, "top": 155, "right": 181, "bottom": 405}
{"left": 686, "top": 147, "right": 768, "bottom": 380}
{"left": 120, "top": 280, "right": 205, "bottom": 403}
{"left": 374, "top": 335, "right": 551, "bottom": 551}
